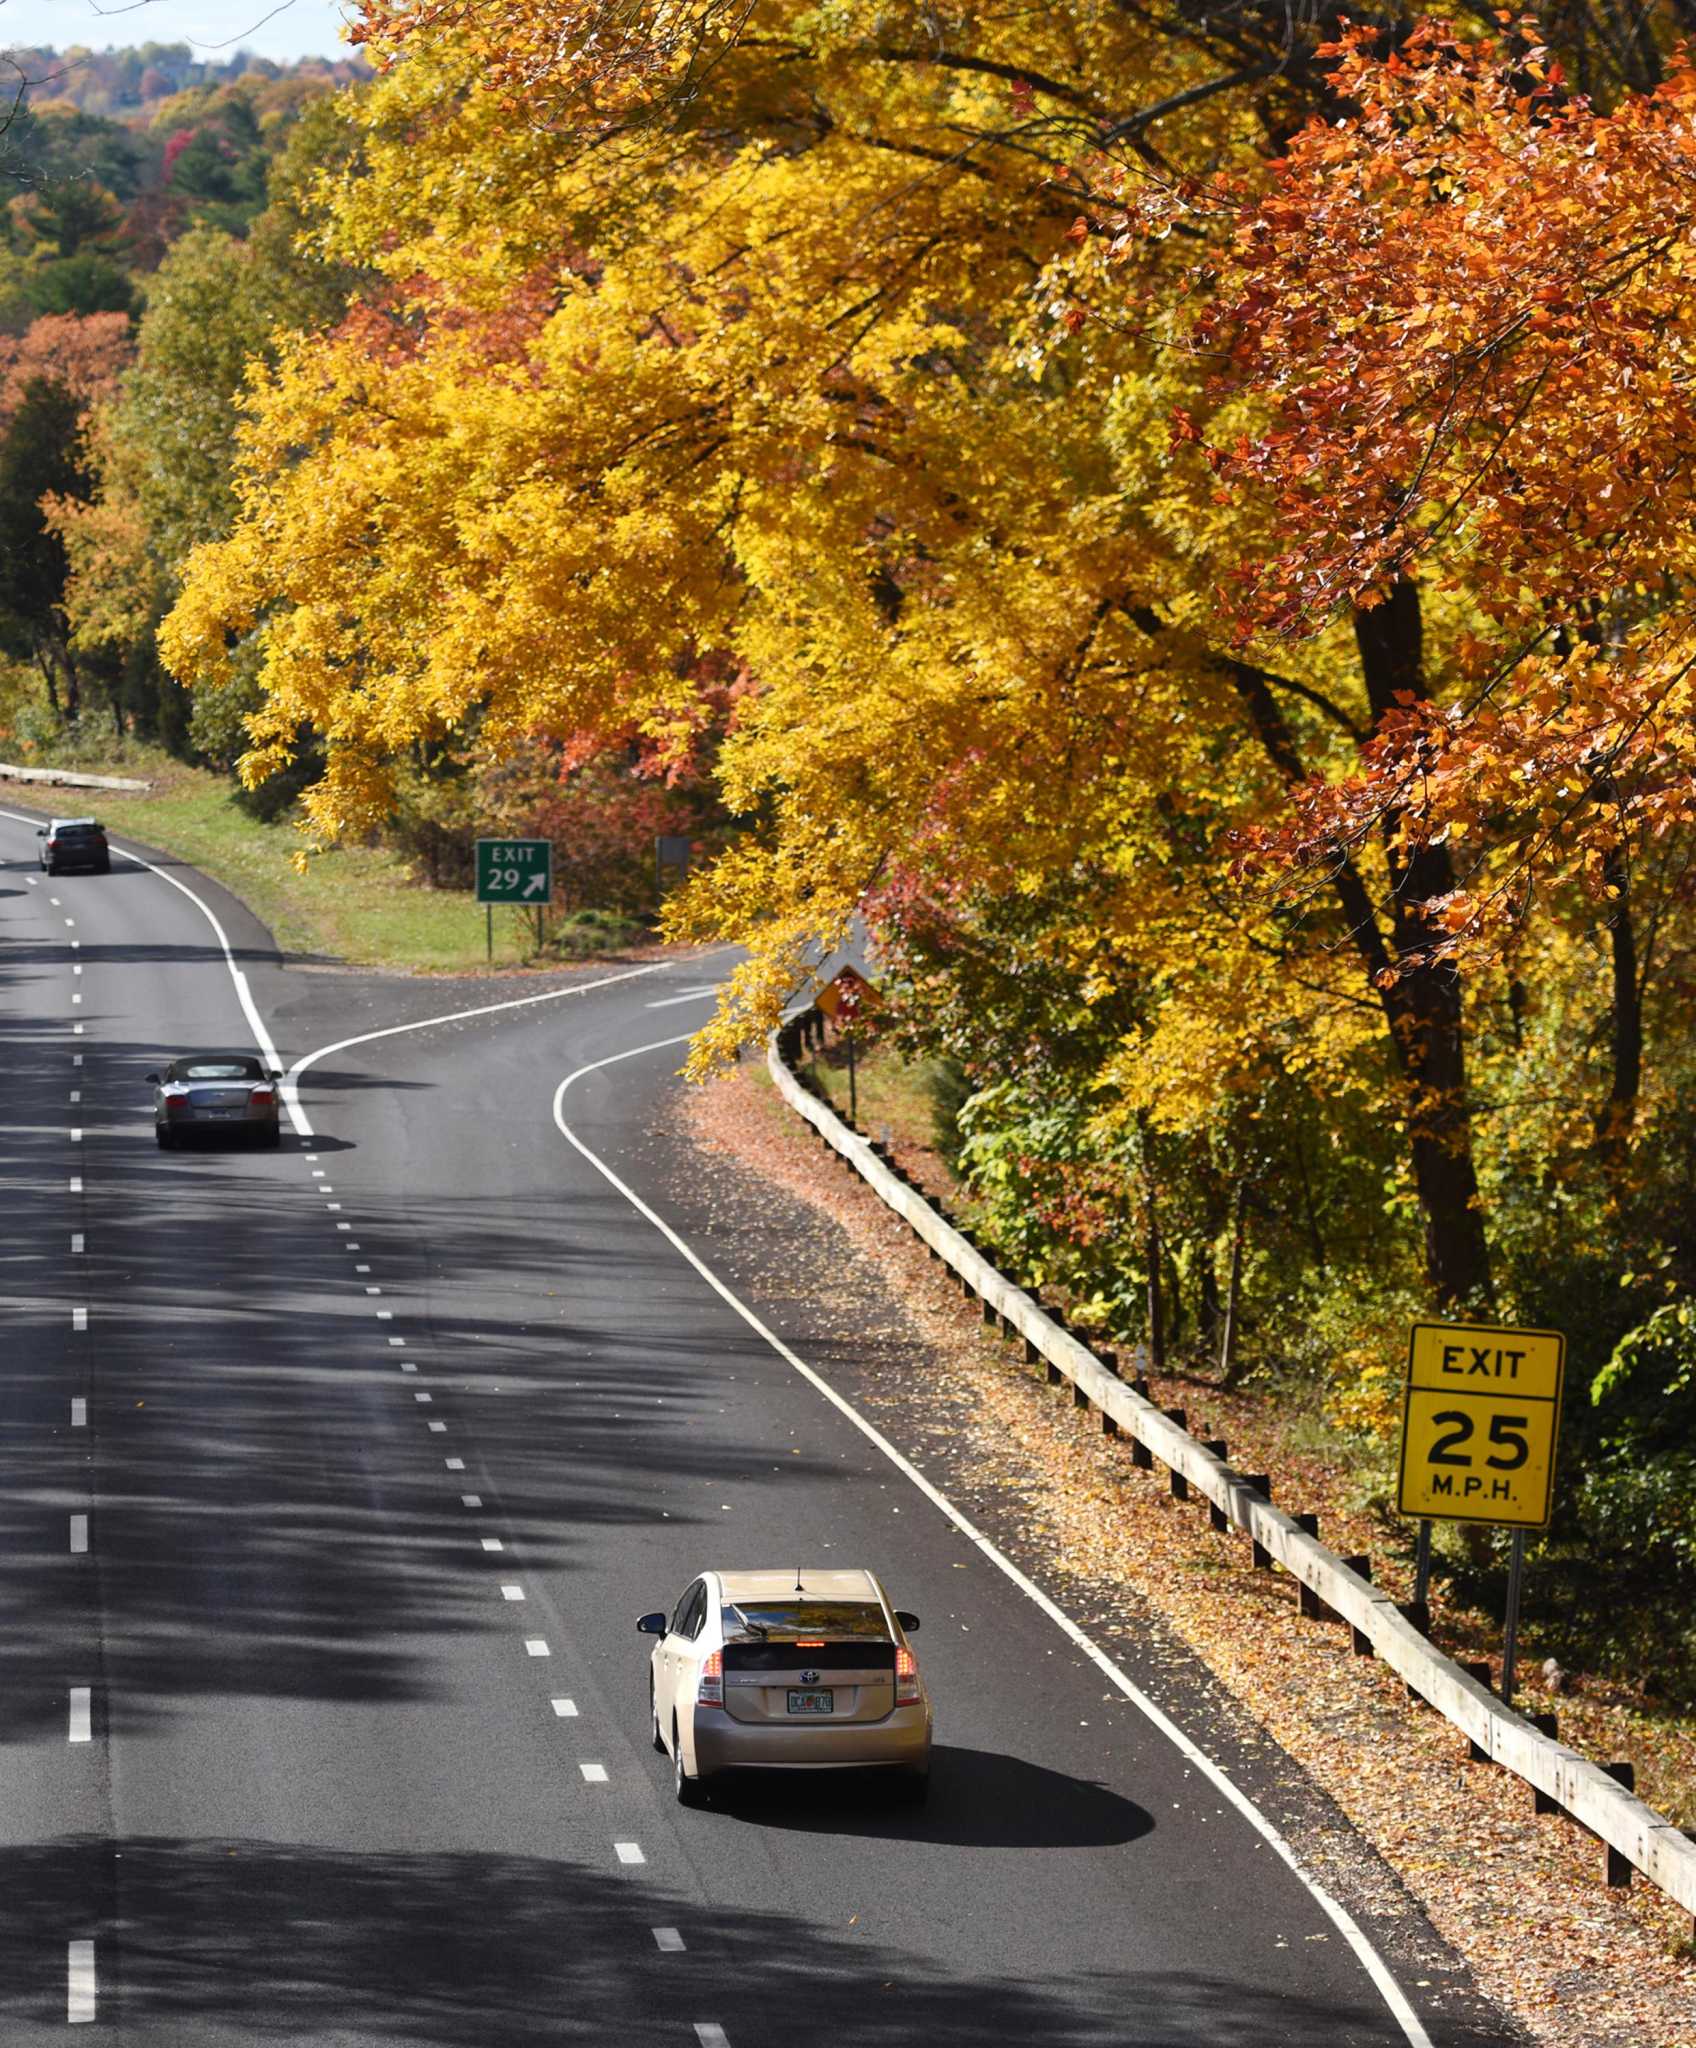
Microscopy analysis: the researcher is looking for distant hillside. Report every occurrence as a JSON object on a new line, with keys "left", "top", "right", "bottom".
{"left": 3, "top": 42, "right": 369, "bottom": 122}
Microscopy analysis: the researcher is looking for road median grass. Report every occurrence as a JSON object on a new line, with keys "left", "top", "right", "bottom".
{"left": 1, "top": 743, "right": 647, "bottom": 974}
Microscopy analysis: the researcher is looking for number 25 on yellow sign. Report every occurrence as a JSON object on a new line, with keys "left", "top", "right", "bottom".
{"left": 1396, "top": 1321, "right": 1566, "bottom": 1530}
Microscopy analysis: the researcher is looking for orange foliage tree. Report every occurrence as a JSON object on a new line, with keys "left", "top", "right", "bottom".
{"left": 1143, "top": 24, "right": 1696, "bottom": 1155}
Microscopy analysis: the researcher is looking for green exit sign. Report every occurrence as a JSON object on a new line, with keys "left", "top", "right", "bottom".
{"left": 476, "top": 837, "right": 552, "bottom": 904}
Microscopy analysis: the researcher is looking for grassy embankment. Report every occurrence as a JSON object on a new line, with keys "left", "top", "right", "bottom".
{"left": 3, "top": 742, "right": 643, "bottom": 973}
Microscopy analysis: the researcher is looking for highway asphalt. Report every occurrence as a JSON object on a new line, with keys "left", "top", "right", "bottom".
{"left": 0, "top": 803, "right": 1528, "bottom": 2045}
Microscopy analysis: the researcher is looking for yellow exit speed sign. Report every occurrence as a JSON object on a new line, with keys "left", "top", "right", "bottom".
{"left": 1397, "top": 1320, "right": 1566, "bottom": 1529}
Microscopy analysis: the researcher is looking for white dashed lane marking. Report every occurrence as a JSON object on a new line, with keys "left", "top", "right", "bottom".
{"left": 461, "top": 1495, "right": 482, "bottom": 1508}
{"left": 72, "top": 1307, "right": 87, "bottom": 1332}
{"left": 69, "top": 1515, "right": 88, "bottom": 1554}
{"left": 67, "top": 1939, "right": 95, "bottom": 2023}
{"left": 500, "top": 1585, "right": 525, "bottom": 1602}
{"left": 614, "top": 1842, "right": 645, "bottom": 1866}
{"left": 68, "top": 1689, "right": 92, "bottom": 1744}
{"left": 71, "top": 1129, "right": 82, "bottom": 1143}
{"left": 652, "top": 1927, "right": 685, "bottom": 1952}
{"left": 524, "top": 1640, "right": 550, "bottom": 1658}
{"left": 427, "top": 1421, "right": 446, "bottom": 1433}
{"left": 71, "top": 1233, "right": 83, "bottom": 1254}
{"left": 480, "top": 1538, "right": 503, "bottom": 1552}
{"left": 414, "top": 1393, "right": 433, "bottom": 1404}
{"left": 579, "top": 1764, "right": 608, "bottom": 1783}
{"left": 71, "top": 1399, "right": 86, "bottom": 1428}
{"left": 445, "top": 1458, "right": 465, "bottom": 1472}
{"left": 694, "top": 2024, "right": 730, "bottom": 2046}
{"left": 551, "top": 1698, "right": 577, "bottom": 1717}
{"left": 69, "top": 1176, "right": 82, "bottom": 1194}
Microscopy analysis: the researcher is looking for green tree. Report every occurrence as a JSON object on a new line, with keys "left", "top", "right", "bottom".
{"left": 0, "top": 376, "right": 92, "bottom": 719}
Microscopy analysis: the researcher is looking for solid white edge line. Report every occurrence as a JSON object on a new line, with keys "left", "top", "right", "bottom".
{"left": 553, "top": 1034, "right": 1434, "bottom": 2048}
{"left": 67, "top": 1938, "right": 95, "bottom": 2023}
{"left": 280, "top": 956, "right": 728, "bottom": 1139}
{"left": 0, "top": 807, "right": 285, "bottom": 1103}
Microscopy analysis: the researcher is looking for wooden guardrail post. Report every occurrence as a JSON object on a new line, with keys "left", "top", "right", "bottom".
{"left": 1342, "top": 1556, "right": 1374, "bottom": 1653}
{"left": 1528, "top": 1714, "right": 1561, "bottom": 1812}
{"left": 1603, "top": 1764, "right": 1635, "bottom": 1885}
{"left": 1461, "top": 1663, "right": 1493, "bottom": 1759}
{"left": 1204, "top": 1443, "right": 1229, "bottom": 1529}
{"left": 1164, "top": 1410, "right": 1189, "bottom": 1498}
{"left": 1243, "top": 1475, "right": 1271, "bottom": 1565}
{"left": 1293, "top": 1514, "right": 1323, "bottom": 1613}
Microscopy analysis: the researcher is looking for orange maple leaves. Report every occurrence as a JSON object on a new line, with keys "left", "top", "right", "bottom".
{"left": 1143, "top": 24, "right": 1696, "bottom": 951}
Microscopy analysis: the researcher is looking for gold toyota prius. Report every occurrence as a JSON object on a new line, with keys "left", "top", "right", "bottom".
{"left": 637, "top": 1568, "right": 931, "bottom": 1806}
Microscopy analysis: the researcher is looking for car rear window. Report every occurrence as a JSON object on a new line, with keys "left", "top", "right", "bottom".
{"left": 721, "top": 1600, "right": 889, "bottom": 1642}
{"left": 56, "top": 824, "right": 101, "bottom": 838}
{"left": 175, "top": 1059, "right": 263, "bottom": 1081}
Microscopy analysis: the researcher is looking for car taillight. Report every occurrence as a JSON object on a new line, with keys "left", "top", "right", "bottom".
{"left": 163, "top": 1086, "right": 190, "bottom": 1116}
{"left": 895, "top": 1646, "right": 920, "bottom": 1705}
{"left": 697, "top": 1650, "right": 724, "bottom": 1706}
{"left": 249, "top": 1086, "right": 275, "bottom": 1105}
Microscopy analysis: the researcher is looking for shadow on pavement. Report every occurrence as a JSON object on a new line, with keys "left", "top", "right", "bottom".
{"left": 713, "top": 1745, "right": 1154, "bottom": 1849}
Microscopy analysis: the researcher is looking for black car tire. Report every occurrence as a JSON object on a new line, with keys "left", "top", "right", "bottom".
{"left": 97, "top": 857, "right": 111, "bottom": 873}
{"left": 262, "top": 1125, "right": 281, "bottom": 1149}
{"left": 156, "top": 1125, "right": 174, "bottom": 1150}
{"left": 672, "top": 1720, "right": 708, "bottom": 1807}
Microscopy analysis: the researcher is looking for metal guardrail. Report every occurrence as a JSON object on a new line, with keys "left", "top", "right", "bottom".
{"left": 768, "top": 1023, "right": 1696, "bottom": 1929}
{"left": 0, "top": 760, "right": 152, "bottom": 792}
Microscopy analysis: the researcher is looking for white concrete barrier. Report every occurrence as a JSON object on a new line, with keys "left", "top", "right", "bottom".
{"left": 0, "top": 760, "right": 151, "bottom": 792}
{"left": 769, "top": 1029, "right": 1696, "bottom": 1925}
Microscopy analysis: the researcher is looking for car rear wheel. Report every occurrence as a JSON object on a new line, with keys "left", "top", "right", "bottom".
{"left": 155, "top": 1125, "right": 174, "bottom": 1149}
{"left": 260, "top": 1125, "right": 281, "bottom": 1149}
{"left": 672, "top": 1719, "right": 707, "bottom": 1808}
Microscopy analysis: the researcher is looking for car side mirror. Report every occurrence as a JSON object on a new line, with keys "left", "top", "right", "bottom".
{"left": 894, "top": 1610, "right": 920, "bottom": 1633}
{"left": 269, "top": 1069, "right": 283, "bottom": 1081}
{"left": 145, "top": 1072, "right": 161, "bottom": 1085}
{"left": 636, "top": 1611, "right": 667, "bottom": 1636}
{"left": 35, "top": 826, "right": 45, "bottom": 837}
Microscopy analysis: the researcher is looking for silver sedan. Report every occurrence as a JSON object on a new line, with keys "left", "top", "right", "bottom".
{"left": 638, "top": 1567, "right": 931, "bottom": 1806}
{"left": 149, "top": 1054, "right": 283, "bottom": 1149}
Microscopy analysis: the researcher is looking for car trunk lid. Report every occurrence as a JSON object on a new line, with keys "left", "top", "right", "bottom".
{"left": 721, "top": 1640, "right": 896, "bottom": 1725}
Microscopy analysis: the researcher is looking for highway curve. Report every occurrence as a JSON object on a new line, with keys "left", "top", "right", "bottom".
{"left": 0, "top": 805, "right": 1527, "bottom": 2047}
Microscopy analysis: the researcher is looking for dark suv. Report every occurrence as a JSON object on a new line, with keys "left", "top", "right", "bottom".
{"left": 38, "top": 818, "right": 111, "bottom": 875}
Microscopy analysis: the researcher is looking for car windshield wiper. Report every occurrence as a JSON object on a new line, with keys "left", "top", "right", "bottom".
{"left": 725, "top": 1601, "right": 768, "bottom": 1640}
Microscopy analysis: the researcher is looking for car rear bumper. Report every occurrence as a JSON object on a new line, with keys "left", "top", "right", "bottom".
{"left": 692, "top": 1703, "right": 931, "bottom": 1775}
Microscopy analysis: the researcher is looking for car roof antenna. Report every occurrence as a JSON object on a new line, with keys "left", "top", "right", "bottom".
{"left": 794, "top": 1564, "right": 803, "bottom": 1595}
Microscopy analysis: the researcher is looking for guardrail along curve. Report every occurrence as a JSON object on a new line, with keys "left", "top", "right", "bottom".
{"left": 768, "top": 1020, "right": 1696, "bottom": 1932}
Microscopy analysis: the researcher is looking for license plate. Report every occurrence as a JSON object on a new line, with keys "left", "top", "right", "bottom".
{"left": 787, "top": 1689, "right": 833, "bottom": 1715}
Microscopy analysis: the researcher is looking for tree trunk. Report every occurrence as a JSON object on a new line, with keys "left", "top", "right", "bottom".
{"left": 1219, "top": 1175, "right": 1249, "bottom": 1388}
{"left": 1229, "top": 577, "right": 1493, "bottom": 1309}
{"left": 1142, "top": 1157, "right": 1166, "bottom": 1374}
{"left": 1353, "top": 582, "right": 1492, "bottom": 1308}
{"left": 1597, "top": 839, "right": 1641, "bottom": 1168}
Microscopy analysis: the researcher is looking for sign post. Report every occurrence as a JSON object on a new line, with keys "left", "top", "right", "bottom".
{"left": 815, "top": 966, "right": 878, "bottom": 1127}
{"left": 475, "top": 838, "right": 553, "bottom": 962}
{"left": 1396, "top": 1317, "right": 1565, "bottom": 1702}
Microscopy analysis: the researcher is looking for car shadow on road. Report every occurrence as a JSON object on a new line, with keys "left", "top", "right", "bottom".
{"left": 709, "top": 1745, "right": 1154, "bottom": 1848}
